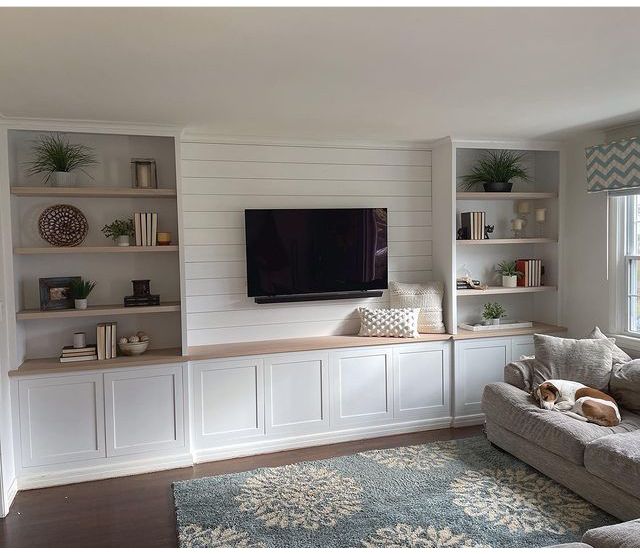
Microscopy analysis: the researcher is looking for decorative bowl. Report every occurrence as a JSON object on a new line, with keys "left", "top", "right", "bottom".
{"left": 118, "top": 340, "right": 149, "bottom": 356}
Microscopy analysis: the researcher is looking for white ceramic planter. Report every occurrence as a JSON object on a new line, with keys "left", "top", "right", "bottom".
{"left": 502, "top": 275, "right": 518, "bottom": 288}
{"left": 53, "top": 171, "right": 76, "bottom": 187}
{"left": 116, "top": 235, "right": 130, "bottom": 247}
{"left": 74, "top": 298, "right": 88, "bottom": 310}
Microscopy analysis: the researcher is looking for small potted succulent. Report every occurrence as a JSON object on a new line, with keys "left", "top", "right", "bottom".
{"left": 482, "top": 302, "right": 506, "bottom": 326}
{"left": 102, "top": 218, "right": 134, "bottom": 247}
{"left": 70, "top": 279, "right": 96, "bottom": 310}
{"left": 496, "top": 260, "right": 523, "bottom": 288}
{"left": 26, "top": 133, "right": 97, "bottom": 186}
{"left": 460, "top": 150, "right": 530, "bottom": 193}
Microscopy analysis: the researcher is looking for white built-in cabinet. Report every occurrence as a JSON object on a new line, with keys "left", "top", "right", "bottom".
{"left": 16, "top": 364, "right": 186, "bottom": 471}
{"left": 453, "top": 336, "right": 533, "bottom": 422}
{"left": 104, "top": 365, "right": 184, "bottom": 457}
{"left": 265, "top": 352, "right": 329, "bottom": 437}
{"left": 18, "top": 373, "right": 106, "bottom": 467}
{"left": 330, "top": 348, "right": 394, "bottom": 428}
{"left": 190, "top": 341, "right": 451, "bottom": 454}
{"left": 394, "top": 342, "right": 451, "bottom": 421}
{"left": 12, "top": 335, "right": 540, "bottom": 488}
{"left": 191, "top": 358, "right": 265, "bottom": 446}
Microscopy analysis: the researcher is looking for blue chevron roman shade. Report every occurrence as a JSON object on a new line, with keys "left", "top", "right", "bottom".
{"left": 586, "top": 137, "right": 640, "bottom": 194}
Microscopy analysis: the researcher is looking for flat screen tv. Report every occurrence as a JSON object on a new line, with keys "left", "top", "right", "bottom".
{"left": 245, "top": 208, "right": 388, "bottom": 302}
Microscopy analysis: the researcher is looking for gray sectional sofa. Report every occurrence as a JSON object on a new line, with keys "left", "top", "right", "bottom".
{"left": 481, "top": 330, "right": 640, "bottom": 545}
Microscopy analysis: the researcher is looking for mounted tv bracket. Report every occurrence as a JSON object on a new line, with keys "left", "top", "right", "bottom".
{"left": 254, "top": 290, "right": 384, "bottom": 304}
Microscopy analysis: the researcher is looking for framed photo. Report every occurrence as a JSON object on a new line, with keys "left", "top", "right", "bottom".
{"left": 39, "top": 276, "right": 81, "bottom": 311}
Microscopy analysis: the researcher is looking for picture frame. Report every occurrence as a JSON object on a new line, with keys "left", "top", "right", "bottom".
{"left": 39, "top": 276, "right": 81, "bottom": 311}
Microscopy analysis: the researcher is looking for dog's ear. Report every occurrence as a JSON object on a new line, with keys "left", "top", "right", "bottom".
{"left": 545, "top": 383, "right": 559, "bottom": 398}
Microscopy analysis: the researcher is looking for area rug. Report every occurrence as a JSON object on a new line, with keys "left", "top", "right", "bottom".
{"left": 172, "top": 436, "right": 618, "bottom": 547}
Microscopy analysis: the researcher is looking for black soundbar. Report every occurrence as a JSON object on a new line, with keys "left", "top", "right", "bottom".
{"left": 254, "top": 290, "right": 384, "bottom": 304}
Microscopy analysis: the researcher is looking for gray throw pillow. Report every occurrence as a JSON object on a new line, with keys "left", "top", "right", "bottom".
{"left": 533, "top": 334, "right": 614, "bottom": 390}
{"left": 610, "top": 359, "right": 640, "bottom": 412}
{"left": 584, "top": 326, "right": 631, "bottom": 368}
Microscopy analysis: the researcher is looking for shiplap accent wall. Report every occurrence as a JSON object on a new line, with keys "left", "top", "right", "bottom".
{"left": 180, "top": 140, "right": 432, "bottom": 346}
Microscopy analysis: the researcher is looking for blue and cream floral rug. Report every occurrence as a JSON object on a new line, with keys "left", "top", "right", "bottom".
{"left": 172, "top": 436, "right": 617, "bottom": 548}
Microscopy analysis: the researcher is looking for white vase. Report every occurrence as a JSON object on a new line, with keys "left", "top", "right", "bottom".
{"left": 53, "top": 171, "right": 76, "bottom": 187}
{"left": 502, "top": 275, "right": 518, "bottom": 288}
{"left": 116, "top": 235, "right": 130, "bottom": 247}
{"left": 74, "top": 298, "right": 87, "bottom": 310}
{"left": 491, "top": 318, "right": 501, "bottom": 326}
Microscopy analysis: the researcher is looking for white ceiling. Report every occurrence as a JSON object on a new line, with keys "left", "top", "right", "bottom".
{"left": 1, "top": 7, "right": 640, "bottom": 141}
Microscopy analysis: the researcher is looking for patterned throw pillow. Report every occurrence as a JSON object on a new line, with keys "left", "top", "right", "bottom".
{"left": 357, "top": 307, "right": 420, "bottom": 338}
{"left": 389, "top": 281, "right": 445, "bottom": 333}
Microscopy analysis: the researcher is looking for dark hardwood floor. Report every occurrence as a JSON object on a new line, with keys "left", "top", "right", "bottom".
{"left": 0, "top": 425, "right": 483, "bottom": 548}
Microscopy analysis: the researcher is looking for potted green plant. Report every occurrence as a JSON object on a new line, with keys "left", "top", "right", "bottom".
{"left": 460, "top": 150, "right": 530, "bottom": 193}
{"left": 482, "top": 302, "right": 506, "bottom": 325}
{"left": 496, "top": 260, "right": 523, "bottom": 288}
{"left": 102, "top": 218, "right": 134, "bottom": 247}
{"left": 26, "top": 133, "right": 97, "bottom": 186}
{"left": 70, "top": 279, "right": 96, "bottom": 310}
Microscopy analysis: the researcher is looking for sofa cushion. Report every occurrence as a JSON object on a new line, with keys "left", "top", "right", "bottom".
{"left": 585, "top": 326, "right": 631, "bottom": 368}
{"left": 482, "top": 383, "right": 640, "bottom": 465}
{"left": 533, "top": 334, "right": 614, "bottom": 390}
{"left": 610, "top": 359, "right": 640, "bottom": 413}
{"left": 582, "top": 519, "right": 640, "bottom": 548}
{"left": 584, "top": 431, "right": 640, "bottom": 498}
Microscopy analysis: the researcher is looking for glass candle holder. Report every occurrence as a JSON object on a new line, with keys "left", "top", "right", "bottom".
{"left": 511, "top": 218, "right": 524, "bottom": 239}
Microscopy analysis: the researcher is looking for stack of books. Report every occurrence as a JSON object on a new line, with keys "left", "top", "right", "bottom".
{"left": 59, "top": 345, "right": 97, "bottom": 363}
{"left": 516, "top": 259, "right": 543, "bottom": 287}
{"left": 97, "top": 322, "right": 117, "bottom": 360}
{"left": 134, "top": 212, "right": 158, "bottom": 246}
{"left": 460, "top": 212, "right": 486, "bottom": 240}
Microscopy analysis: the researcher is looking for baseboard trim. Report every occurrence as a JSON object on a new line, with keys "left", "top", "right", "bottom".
{"left": 0, "top": 477, "right": 18, "bottom": 518}
{"left": 192, "top": 417, "right": 453, "bottom": 464}
{"left": 17, "top": 452, "right": 193, "bottom": 491}
{"left": 452, "top": 414, "right": 486, "bottom": 427}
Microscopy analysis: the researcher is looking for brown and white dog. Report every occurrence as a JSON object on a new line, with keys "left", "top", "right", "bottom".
{"left": 532, "top": 379, "right": 621, "bottom": 427}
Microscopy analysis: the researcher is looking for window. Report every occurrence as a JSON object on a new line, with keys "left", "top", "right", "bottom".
{"left": 624, "top": 195, "right": 640, "bottom": 334}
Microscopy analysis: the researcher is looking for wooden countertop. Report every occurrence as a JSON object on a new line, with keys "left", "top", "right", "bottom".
{"left": 187, "top": 333, "right": 452, "bottom": 360}
{"left": 9, "top": 324, "right": 567, "bottom": 377}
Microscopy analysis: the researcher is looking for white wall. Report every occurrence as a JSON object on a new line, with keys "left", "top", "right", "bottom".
{"left": 0, "top": 128, "right": 16, "bottom": 517}
{"left": 180, "top": 139, "right": 432, "bottom": 346}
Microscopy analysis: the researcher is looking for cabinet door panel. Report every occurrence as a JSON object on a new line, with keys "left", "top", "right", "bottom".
{"left": 104, "top": 365, "right": 184, "bottom": 457}
{"left": 266, "top": 352, "right": 329, "bottom": 436}
{"left": 192, "top": 359, "right": 264, "bottom": 447}
{"left": 455, "top": 339, "right": 510, "bottom": 418}
{"left": 394, "top": 343, "right": 450, "bottom": 421}
{"left": 511, "top": 337, "right": 534, "bottom": 362}
{"left": 330, "top": 348, "right": 393, "bottom": 427}
{"left": 19, "top": 374, "right": 105, "bottom": 467}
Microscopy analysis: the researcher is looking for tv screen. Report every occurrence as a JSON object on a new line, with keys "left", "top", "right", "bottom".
{"left": 245, "top": 208, "right": 388, "bottom": 298}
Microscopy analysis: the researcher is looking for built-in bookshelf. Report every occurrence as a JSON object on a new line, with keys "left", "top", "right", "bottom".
{"left": 5, "top": 127, "right": 183, "bottom": 366}
{"left": 431, "top": 139, "right": 562, "bottom": 333}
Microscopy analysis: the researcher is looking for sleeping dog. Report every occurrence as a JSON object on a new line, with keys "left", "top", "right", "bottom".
{"left": 532, "top": 379, "right": 621, "bottom": 427}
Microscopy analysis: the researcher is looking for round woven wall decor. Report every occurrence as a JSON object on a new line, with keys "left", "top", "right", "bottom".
{"left": 38, "top": 204, "right": 88, "bottom": 247}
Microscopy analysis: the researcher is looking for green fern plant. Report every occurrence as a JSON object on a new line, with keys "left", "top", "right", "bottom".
{"left": 496, "top": 260, "right": 523, "bottom": 277}
{"left": 70, "top": 279, "right": 96, "bottom": 300}
{"left": 26, "top": 133, "right": 97, "bottom": 183}
{"left": 460, "top": 150, "right": 530, "bottom": 191}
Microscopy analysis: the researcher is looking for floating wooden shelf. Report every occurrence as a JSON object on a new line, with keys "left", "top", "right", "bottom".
{"left": 14, "top": 245, "right": 179, "bottom": 254}
{"left": 10, "top": 347, "right": 184, "bottom": 376}
{"left": 10, "top": 186, "right": 177, "bottom": 198}
{"left": 457, "top": 238, "right": 557, "bottom": 245}
{"left": 453, "top": 322, "right": 567, "bottom": 340}
{"left": 457, "top": 286, "right": 557, "bottom": 297}
{"left": 16, "top": 302, "right": 181, "bottom": 320}
{"left": 456, "top": 192, "right": 557, "bottom": 200}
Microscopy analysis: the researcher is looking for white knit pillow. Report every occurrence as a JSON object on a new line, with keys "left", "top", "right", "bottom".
{"left": 357, "top": 307, "right": 420, "bottom": 338}
{"left": 389, "top": 281, "right": 445, "bottom": 334}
